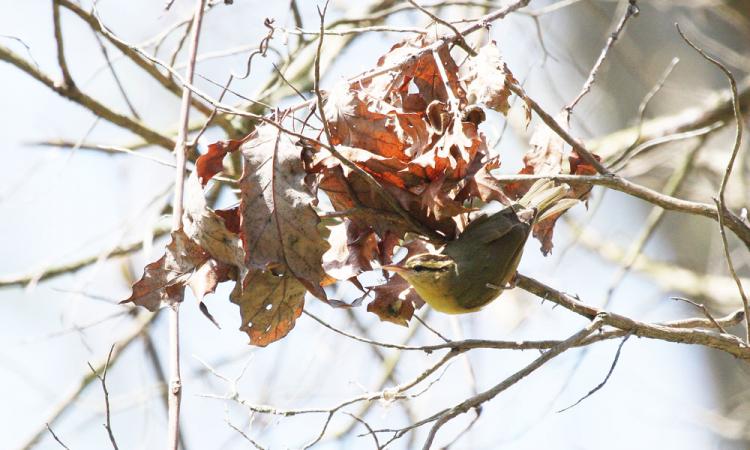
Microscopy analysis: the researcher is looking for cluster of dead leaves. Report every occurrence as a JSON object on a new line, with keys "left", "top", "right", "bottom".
{"left": 123, "top": 37, "right": 598, "bottom": 345}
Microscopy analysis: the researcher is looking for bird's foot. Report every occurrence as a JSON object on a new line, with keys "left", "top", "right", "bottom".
{"left": 486, "top": 282, "right": 512, "bottom": 291}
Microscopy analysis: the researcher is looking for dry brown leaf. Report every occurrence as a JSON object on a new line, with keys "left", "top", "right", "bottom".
{"left": 322, "top": 220, "right": 378, "bottom": 281}
{"left": 462, "top": 41, "right": 519, "bottom": 115}
{"left": 183, "top": 172, "right": 245, "bottom": 269}
{"left": 230, "top": 270, "right": 306, "bottom": 346}
{"left": 456, "top": 157, "right": 512, "bottom": 205}
{"left": 366, "top": 35, "right": 465, "bottom": 112}
{"left": 195, "top": 138, "right": 243, "bottom": 186}
{"left": 325, "top": 84, "right": 409, "bottom": 159}
{"left": 367, "top": 275, "right": 422, "bottom": 326}
{"left": 240, "top": 124, "right": 329, "bottom": 299}
{"left": 506, "top": 112, "right": 596, "bottom": 254}
{"left": 122, "top": 229, "right": 209, "bottom": 311}
{"left": 187, "top": 259, "right": 232, "bottom": 301}
{"left": 417, "top": 176, "right": 469, "bottom": 221}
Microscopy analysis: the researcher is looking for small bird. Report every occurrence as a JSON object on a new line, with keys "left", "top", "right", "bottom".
{"left": 383, "top": 180, "right": 576, "bottom": 314}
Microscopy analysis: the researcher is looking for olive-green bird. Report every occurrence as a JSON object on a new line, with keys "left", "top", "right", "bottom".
{"left": 384, "top": 180, "right": 577, "bottom": 314}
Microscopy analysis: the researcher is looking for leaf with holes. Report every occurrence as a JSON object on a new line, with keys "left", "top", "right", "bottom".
{"left": 239, "top": 124, "right": 329, "bottom": 299}
{"left": 230, "top": 270, "right": 306, "bottom": 346}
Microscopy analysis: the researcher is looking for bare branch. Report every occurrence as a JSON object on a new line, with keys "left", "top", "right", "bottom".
{"left": 516, "top": 274, "right": 750, "bottom": 359}
{"left": 44, "top": 424, "right": 70, "bottom": 450}
{"left": 52, "top": 0, "right": 74, "bottom": 88}
{"left": 419, "top": 316, "right": 606, "bottom": 449}
{"left": 0, "top": 44, "right": 175, "bottom": 149}
{"left": 166, "top": 1, "right": 209, "bottom": 448}
{"left": 676, "top": 23, "right": 750, "bottom": 344}
{"left": 491, "top": 173, "right": 750, "bottom": 248}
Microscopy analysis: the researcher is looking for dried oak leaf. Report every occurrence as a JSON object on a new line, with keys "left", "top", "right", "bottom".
{"left": 325, "top": 84, "right": 410, "bottom": 160}
{"left": 462, "top": 41, "right": 520, "bottom": 115}
{"left": 506, "top": 112, "right": 595, "bottom": 254}
{"left": 322, "top": 219, "right": 378, "bottom": 281}
{"left": 195, "top": 138, "right": 243, "bottom": 186}
{"left": 367, "top": 275, "right": 421, "bottom": 326}
{"left": 455, "top": 156, "right": 512, "bottom": 205}
{"left": 367, "top": 238, "right": 435, "bottom": 325}
{"left": 214, "top": 206, "right": 241, "bottom": 234}
{"left": 230, "top": 269, "right": 306, "bottom": 347}
{"left": 123, "top": 229, "right": 209, "bottom": 311}
{"left": 366, "top": 35, "right": 465, "bottom": 112}
{"left": 431, "top": 120, "right": 484, "bottom": 180}
{"left": 417, "top": 176, "right": 470, "bottom": 221}
{"left": 190, "top": 259, "right": 233, "bottom": 328}
{"left": 240, "top": 124, "right": 329, "bottom": 299}
{"left": 183, "top": 172, "right": 245, "bottom": 269}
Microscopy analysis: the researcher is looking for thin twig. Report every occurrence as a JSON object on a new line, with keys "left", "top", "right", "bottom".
{"left": 45, "top": 424, "right": 70, "bottom": 450}
{"left": 166, "top": 1, "right": 208, "bottom": 448}
{"left": 604, "top": 136, "right": 708, "bottom": 304}
{"left": 490, "top": 173, "right": 750, "bottom": 248}
{"left": 57, "top": 0, "right": 237, "bottom": 136}
{"left": 609, "top": 56, "right": 679, "bottom": 168}
{"left": 52, "top": 0, "right": 74, "bottom": 88}
{"left": 414, "top": 313, "right": 451, "bottom": 343}
{"left": 0, "top": 44, "right": 175, "bottom": 149}
{"left": 672, "top": 297, "right": 728, "bottom": 334}
{"left": 0, "top": 226, "right": 170, "bottom": 288}
{"left": 676, "top": 23, "right": 750, "bottom": 344}
{"left": 508, "top": 84, "right": 610, "bottom": 174}
{"left": 226, "top": 417, "right": 266, "bottom": 450}
{"left": 611, "top": 121, "right": 723, "bottom": 172}
{"left": 407, "top": 0, "right": 477, "bottom": 55}
{"left": 88, "top": 345, "right": 119, "bottom": 450}
{"left": 89, "top": 26, "right": 141, "bottom": 120}
{"left": 19, "top": 313, "right": 157, "bottom": 450}
{"left": 419, "top": 316, "right": 606, "bottom": 449}
{"left": 556, "top": 333, "right": 632, "bottom": 413}
{"left": 516, "top": 274, "right": 750, "bottom": 359}
{"left": 565, "top": 0, "right": 639, "bottom": 112}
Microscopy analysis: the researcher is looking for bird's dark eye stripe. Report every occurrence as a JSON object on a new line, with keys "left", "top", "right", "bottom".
{"left": 412, "top": 265, "right": 448, "bottom": 272}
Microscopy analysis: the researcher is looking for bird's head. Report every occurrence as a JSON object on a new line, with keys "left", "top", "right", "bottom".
{"left": 382, "top": 253, "right": 458, "bottom": 293}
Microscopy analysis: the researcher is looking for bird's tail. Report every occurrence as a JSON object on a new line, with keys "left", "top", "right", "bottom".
{"left": 517, "top": 179, "right": 578, "bottom": 222}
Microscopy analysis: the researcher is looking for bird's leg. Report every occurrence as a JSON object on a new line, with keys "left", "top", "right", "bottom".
{"left": 506, "top": 272, "right": 519, "bottom": 289}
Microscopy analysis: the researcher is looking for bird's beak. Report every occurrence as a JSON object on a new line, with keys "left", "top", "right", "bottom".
{"left": 381, "top": 264, "right": 406, "bottom": 273}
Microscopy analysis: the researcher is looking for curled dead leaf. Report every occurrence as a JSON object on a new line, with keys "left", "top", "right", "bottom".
{"left": 195, "top": 138, "right": 243, "bottom": 186}
{"left": 367, "top": 275, "right": 422, "bottom": 326}
{"left": 122, "top": 229, "right": 209, "bottom": 311}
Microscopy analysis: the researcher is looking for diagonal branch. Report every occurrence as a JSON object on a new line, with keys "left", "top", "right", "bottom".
{"left": 676, "top": 23, "right": 750, "bottom": 344}
{"left": 56, "top": 0, "right": 238, "bottom": 137}
{"left": 0, "top": 44, "right": 175, "bottom": 149}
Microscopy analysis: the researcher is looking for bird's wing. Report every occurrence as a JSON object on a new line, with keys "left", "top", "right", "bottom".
{"left": 456, "top": 208, "right": 526, "bottom": 245}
